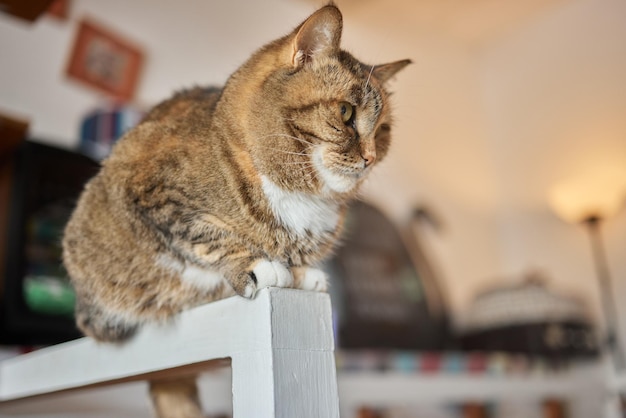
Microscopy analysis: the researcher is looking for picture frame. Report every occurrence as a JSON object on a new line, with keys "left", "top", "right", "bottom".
{"left": 66, "top": 18, "right": 144, "bottom": 101}
{"left": 47, "top": 0, "right": 70, "bottom": 21}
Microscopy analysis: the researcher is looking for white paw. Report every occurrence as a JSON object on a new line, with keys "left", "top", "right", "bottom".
{"left": 252, "top": 260, "right": 293, "bottom": 291}
{"left": 241, "top": 282, "right": 256, "bottom": 299}
{"left": 298, "top": 267, "right": 328, "bottom": 292}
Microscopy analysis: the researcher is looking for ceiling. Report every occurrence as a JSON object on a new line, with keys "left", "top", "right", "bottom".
{"left": 335, "top": 0, "right": 568, "bottom": 46}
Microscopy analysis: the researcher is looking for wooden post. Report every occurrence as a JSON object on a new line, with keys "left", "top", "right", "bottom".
{"left": 231, "top": 289, "right": 339, "bottom": 418}
{"left": 0, "top": 288, "right": 340, "bottom": 418}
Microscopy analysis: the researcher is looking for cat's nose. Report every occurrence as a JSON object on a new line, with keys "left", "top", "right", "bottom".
{"left": 362, "top": 151, "right": 376, "bottom": 167}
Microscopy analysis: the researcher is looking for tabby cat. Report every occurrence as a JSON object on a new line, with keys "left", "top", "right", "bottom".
{"left": 62, "top": 4, "right": 409, "bottom": 417}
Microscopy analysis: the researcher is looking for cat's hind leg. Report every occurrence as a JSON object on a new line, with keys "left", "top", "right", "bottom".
{"left": 149, "top": 376, "right": 203, "bottom": 418}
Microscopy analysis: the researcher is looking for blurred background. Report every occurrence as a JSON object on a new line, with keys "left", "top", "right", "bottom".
{"left": 0, "top": 0, "right": 625, "bottom": 417}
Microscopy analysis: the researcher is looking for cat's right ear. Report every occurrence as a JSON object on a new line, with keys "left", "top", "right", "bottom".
{"left": 291, "top": 5, "right": 343, "bottom": 69}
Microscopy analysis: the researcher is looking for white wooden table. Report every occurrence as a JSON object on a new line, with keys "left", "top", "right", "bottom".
{"left": 0, "top": 288, "right": 340, "bottom": 418}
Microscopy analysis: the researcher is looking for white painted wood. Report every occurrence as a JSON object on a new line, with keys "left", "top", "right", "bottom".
{"left": 0, "top": 288, "right": 340, "bottom": 418}
{"left": 0, "top": 372, "right": 233, "bottom": 418}
{"left": 230, "top": 288, "right": 339, "bottom": 418}
{"left": 232, "top": 348, "right": 339, "bottom": 417}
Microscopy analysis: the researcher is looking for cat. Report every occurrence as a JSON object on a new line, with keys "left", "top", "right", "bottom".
{"left": 62, "top": 4, "right": 409, "bottom": 417}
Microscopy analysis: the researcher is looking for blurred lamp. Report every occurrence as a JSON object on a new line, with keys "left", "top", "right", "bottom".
{"left": 549, "top": 169, "right": 626, "bottom": 371}
{"left": 549, "top": 171, "right": 626, "bottom": 223}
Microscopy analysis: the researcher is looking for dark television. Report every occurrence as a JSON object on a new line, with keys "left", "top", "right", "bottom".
{"left": 0, "top": 140, "right": 99, "bottom": 344}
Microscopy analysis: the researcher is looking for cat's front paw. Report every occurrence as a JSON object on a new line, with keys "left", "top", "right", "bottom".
{"left": 292, "top": 267, "right": 328, "bottom": 292}
{"left": 240, "top": 260, "right": 293, "bottom": 298}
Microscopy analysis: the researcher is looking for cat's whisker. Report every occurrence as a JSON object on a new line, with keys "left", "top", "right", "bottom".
{"left": 282, "top": 160, "right": 316, "bottom": 166}
{"left": 282, "top": 151, "right": 311, "bottom": 157}
{"left": 363, "top": 64, "right": 376, "bottom": 99}
{"left": 255, "top": 145, "right": 311, "bottom": 157}
{"left": 282, "top": 135, "right": 313, "bottom": 147}
{"left": 253, "top": 133, "right": 313, "bottom": 147}
{"left": 289, "top": 158, "right": 312, "bottom": 164}
{"left": 261, "top": 140, "right": 315, "bottom": 150}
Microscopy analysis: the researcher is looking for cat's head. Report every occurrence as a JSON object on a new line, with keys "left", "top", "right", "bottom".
{"left": 223, "top": 5, "right": 410, "bottom": 198}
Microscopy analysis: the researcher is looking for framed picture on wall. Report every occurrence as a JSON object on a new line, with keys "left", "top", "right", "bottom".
{"left": 66, "top": 18, "right": 144, "bottom": 101}
{"left": 47, "top": 0, "right": 70, "bottom": 20}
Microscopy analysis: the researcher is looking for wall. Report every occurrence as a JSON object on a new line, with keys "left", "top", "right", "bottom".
{"left": 0, "top": 0, "right": 311, "bottom": 147}
{"left": 479, "top": 0, "right": 626, "bottom": 332}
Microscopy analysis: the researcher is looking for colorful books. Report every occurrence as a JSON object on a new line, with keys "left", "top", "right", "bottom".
{"left": 79, "top": 105, "right": 144, "bottom": 160}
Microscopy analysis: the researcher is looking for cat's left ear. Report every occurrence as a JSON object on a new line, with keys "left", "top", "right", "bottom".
{"left": 368, "top": 59, "right": 413, "bottom": 83}
{"left": 291, "top": 5, "right": 343, "bottom": 68}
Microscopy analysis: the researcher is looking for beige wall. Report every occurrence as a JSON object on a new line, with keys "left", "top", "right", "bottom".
{"left": 478, "top": 0, "right": 626, "bottom": 332}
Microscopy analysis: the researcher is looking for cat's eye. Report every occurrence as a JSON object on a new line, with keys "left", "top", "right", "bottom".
{"left": 339, "top": 102, "right": 354, "bottom": 124}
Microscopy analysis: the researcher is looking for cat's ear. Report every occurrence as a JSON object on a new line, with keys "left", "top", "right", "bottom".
{"left": 369, "top": 59, "right": 413, "bottom": 83}
{"left": 291, "top": 5, "right": 343, "bottom": 68}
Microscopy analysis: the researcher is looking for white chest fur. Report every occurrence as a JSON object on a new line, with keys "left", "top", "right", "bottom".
{"left": 261, "top": 175, "right": 340, "bottom": 237}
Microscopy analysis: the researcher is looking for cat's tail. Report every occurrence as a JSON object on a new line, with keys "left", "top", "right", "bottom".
{"left": 149, "top": 376, "right": 203, "bottom": 418}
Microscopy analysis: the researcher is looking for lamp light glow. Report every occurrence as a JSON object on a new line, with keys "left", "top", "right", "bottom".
{"left": 548, "top": 169, "right": 626, "bottom": 223}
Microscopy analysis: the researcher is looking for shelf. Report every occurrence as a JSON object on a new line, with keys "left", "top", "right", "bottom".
{"left": 337, "top": 362, "right": 604, "bottom": 417}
